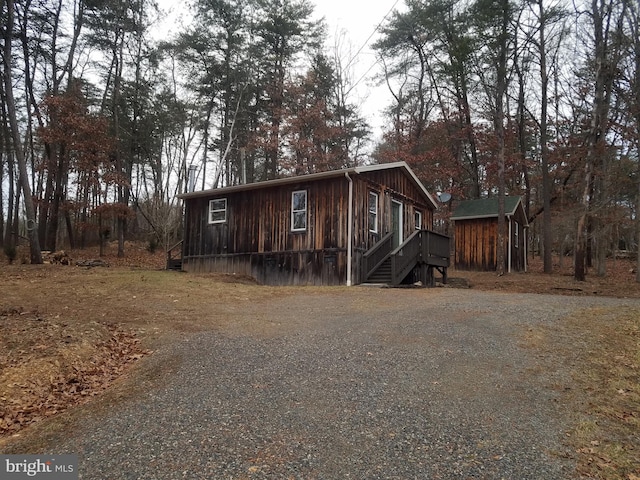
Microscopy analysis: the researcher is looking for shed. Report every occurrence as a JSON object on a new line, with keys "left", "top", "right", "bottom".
{"left": 451, "top": 196, "right": 528, "bottom": 272}
{"left": 172, "top": 162, "right": 450, "bottom": 286}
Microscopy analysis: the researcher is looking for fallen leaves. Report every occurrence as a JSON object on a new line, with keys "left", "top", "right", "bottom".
{"left": 0, "top": 311, "right": 150, "bottom": 437}
{"left": 561, "top": 306, "right": 640, "bottom": 479}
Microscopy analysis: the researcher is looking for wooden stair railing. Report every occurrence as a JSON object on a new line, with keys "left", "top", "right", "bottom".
{"left": 390, "top": 230, "right": 421, "bottom": 285}
{"left": 362, "top": 232, "right": 394, "bottom": 281}
{"left": 364, "top": 230, "right": 450, "bottom": 286}
{"left": 420, "top": 230, "right": 450, "bottom": 285}
{"left": 166, "top": 240, "right": 184, "bottom": 271}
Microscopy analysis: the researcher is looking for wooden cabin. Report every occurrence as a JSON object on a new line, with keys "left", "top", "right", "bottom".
{"left": 172, "top": 162, "right": 450, "bottom": 286}
{"left": 451, "top": 196, "right": 528, "bottom": 272}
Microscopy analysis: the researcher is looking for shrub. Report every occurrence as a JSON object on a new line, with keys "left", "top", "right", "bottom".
{"left": 146, "top": 236, "right": 159, "bottom": 254}
{"left": 3, "top": 244, "right": 17, "bottom": 264}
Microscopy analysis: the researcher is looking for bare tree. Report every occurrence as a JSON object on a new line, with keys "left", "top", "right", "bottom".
{"left": 2, "top": 0, "right": 42, "bottom": 263}
{"left": 534, "top": 0, "right": 568, "bottom": 273}
{"left": 471, "top": 0, "right": 514, "bottom": 275}
{"left": 626, "top": 1, "right": 640, "bottom": 281}
{"left": 575, "top": 0, "right": 628, "bottom": 281}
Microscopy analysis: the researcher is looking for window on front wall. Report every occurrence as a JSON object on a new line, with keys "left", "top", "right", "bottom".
{"left": 415, "top": 210, "right": 422, "bottom": 230}
{"left": 208, "top": 198, "right": 227, "bottom": 224}
{"left": 291, "top": 190, "right": 307, "bottom": 231}
{"left": 368, "top": 192, "right": 378, "bottom": 233}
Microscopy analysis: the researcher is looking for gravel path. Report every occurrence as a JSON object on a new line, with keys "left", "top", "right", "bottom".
{"left": 56, "top": 288, "right": 638, "bottom": 479}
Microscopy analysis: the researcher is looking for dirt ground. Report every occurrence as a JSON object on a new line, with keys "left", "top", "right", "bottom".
{"left": 0, "top": 244, "right": 638, "bottom": 478}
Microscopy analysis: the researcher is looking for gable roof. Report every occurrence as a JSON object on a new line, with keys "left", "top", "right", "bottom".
{"left": 178, "top": 161, "right": 438, "bottom": 209}
{"left": 451, "top": 196, "right": 528, "bottom": 225}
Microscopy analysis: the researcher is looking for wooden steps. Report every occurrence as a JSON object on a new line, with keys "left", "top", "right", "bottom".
{"left": 366, "top": 258, "right": 392, "bottom": 284}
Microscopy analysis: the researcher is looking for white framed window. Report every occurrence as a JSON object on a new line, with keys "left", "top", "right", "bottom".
{"left": 368, "top": 192, "right": 378, "bottom": 233}
{"left": 208, "top": 198, "right": 227, "bottom": 224}
{"left": 291, "top": 190, "right": 307, "bottom": 231}
{"left": 415, "top": 210, "right": 422, "bottom": 230}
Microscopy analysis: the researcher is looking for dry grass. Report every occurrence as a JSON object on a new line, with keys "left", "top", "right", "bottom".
{"left": 561, "top": 307, "right": 640, "bottom": 480}
{"left": 452, "top": 256, "right": 640, "bottom": 299}
{"left": 523, "top": 304, "right": 640, "bottom": 480}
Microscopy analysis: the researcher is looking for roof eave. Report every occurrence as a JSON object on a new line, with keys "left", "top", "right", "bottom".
{"left": 177, "top": 161, "right": 438, "bottom": 210}
{"left": 451, "top": 213, "right": 501, "bottom": 221}
{"left": 356, "top": 161, "right": 438, "bottom": 209}
{"left": 177, "top": 168, "right": 354, "bottom": 200}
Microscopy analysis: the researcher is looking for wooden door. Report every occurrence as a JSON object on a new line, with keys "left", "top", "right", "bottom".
{"left": 391, "top": 200, "right": 403, "bottom": 249}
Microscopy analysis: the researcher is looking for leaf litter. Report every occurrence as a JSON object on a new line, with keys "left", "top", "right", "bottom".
{"left": 0, "top": 307, "right": 150, "bottom": 437}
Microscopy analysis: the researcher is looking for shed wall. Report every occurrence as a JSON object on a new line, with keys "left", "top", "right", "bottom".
{"left": 454, "top": 217, "right": 526, "bottom": 271}
{"left": 455, "top": 218, "right": 497, "bottom": 271}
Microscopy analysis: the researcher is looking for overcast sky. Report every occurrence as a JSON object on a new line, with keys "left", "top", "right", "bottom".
{"left": 315, "top": 0, "right": 399, "bottom": 137}
{"left": 156, "top": 0, "right": 400, "bottom": 142}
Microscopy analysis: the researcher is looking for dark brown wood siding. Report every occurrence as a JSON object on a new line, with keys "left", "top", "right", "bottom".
{"left": 352, "top": 171, "right": 434, "bottom": 252}
{"left": 454, "top": 216, "right": 526, "bottom": 271}
{"left": 455, "top": 218, "right": 497, "bottom": 271}
{"left": 183, "top": 176, "right": 349, "bottom": 285}
{"left": 509, "top": 219, "right": 526, "bottom": 272}
{"left": 349, "top": 171, "right": 435, "bottom": 284}
{"left": 182, "top": 167, "right": 438, "bottom": 285}
{"left": 184, "top": 177, "right": 348, "bottom": 255}
{"left": 183, "top": 251, "right": 347, "bottom": 286}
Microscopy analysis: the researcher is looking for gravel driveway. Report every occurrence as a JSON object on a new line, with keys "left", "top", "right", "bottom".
{"left": 55, "top": 288, "right": 637, "bottom": 479}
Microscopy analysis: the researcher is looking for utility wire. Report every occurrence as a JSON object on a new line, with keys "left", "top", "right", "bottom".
{"left": 345, "top": 56, "right": 381, "bottom": 97}
{"left": 342, "top": 0, "right": 401, "bottom": 74}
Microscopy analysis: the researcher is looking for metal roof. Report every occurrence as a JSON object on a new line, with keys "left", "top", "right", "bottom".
{"left": 178, "top": 161, "right": 438, "bottom": 209}
{"left": 451, "top": 196, "right": 528, "bottom": 225}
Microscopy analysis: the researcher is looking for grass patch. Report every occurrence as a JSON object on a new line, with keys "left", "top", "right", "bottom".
{"left": 562, "top": 306, "right": 640, "bottom": 479}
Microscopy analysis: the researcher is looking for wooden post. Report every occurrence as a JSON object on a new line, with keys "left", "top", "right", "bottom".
{"left": 420, "top": 263, "right": 428, "bottom": 286}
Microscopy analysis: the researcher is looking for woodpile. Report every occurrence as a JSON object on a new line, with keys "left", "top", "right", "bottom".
{"left": 42, "top": 250, "right": 72, "bottom": 265}
{"left": 75, "top": 259, "right": 109, "bottom": 267}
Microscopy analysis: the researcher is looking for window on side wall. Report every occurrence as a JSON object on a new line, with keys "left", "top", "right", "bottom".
{"left": 208, "top": 198, "right": 227, "bottom": 224}
{"left": 415, "top": 210, "right": 422, "bottom": 230}
{"left": 368, "top": 192, "right": 378, "bottom": 233}
{"left": 291, "top": 190, "right": 307, "bottom": 231}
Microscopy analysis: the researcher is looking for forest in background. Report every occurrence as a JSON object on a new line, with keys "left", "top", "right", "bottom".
{"left": 1, "top": 0, "right": 639, "bottom": 281}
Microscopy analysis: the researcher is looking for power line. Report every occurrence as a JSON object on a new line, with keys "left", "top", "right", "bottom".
{"left": 345, "top": 56, "right": 381, "bottom": 97}
{"left": 343, "top": 0, "right": 401, "bottom": 73}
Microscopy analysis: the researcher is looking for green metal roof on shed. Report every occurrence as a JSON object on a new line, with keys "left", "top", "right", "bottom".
{"left": 451, "top": 196, "right": 528, "bottom": 225}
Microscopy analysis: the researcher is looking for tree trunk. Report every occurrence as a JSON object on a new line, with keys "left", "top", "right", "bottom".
{"left": 0, "top": 122, "right": 4, "bottom": 248}
{"left": 0, "top": 154, "right": 3, "bottom": 248}
{"left": 538, "top": 0, "right": 553, "bottom": 274}
{"left": 462, "top": 85, "right": 481, "bottom": 199}
{"left": 46, "top": 144, "right": 67, "bottom": 251}
{"left": 575, "top": 0, "right": 627, "bottom": 280}
{"left": 631, "top": 3, "right": 640, "bottom": 282}
{"left": 113, "top": 35, "right": 126, "bottom": 258}
{"left": 637, "top": 165, "right": 640, "bottom": 282}
{"left": 574, "top": 158, "right": 592, "bottom": 281}
{"left": 3, "top": 0, "right": 42, "bottom": 264}
{"left": 494, "top": 0, "right": 510, "bottom": 276}
{"left": 12, "top": 178, "right": 20, "bottom": 247}
{"left": 1, "top": 85, "right": 13, "bottom": 248}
